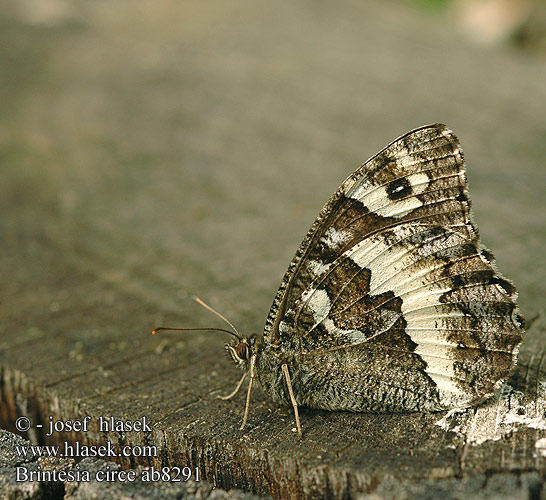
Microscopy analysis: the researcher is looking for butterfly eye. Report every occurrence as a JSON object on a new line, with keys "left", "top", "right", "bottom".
{"left": 236, "top": 342, "right": 249, "bottom": 360}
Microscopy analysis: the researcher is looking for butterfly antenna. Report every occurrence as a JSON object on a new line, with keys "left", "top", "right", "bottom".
{"left": 193, "top": 296, "right": 241, "bottom": 338}
{"left": 152, "top": 326, "right": 240, "bottom": 340}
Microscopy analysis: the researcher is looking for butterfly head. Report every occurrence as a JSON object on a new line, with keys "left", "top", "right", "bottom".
{"left": 225, "top": 334, "right": 258, "bottom": 369}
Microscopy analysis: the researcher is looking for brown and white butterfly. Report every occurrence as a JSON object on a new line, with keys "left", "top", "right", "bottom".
{"left": 155, "top": 124, "right": 525, "bottom": 438}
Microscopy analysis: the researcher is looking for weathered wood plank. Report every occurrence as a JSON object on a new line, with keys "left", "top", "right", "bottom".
{"left": 0, "top": 430, "right": 266, "bottom": 499}
{"left": 1, "top": 1, "right": 545, "bottom": 499}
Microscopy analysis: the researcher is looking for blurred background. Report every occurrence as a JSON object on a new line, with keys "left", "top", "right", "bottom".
{"left": 1, "top": 0, "right": 545, "bottom": 339}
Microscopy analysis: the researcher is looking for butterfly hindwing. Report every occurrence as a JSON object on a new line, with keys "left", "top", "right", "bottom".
{"left": 262, "top": 124, "right": 524, "bottom": 411}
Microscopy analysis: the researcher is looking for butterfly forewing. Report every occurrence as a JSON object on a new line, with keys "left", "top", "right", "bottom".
{"left": 263, "top": 124, "right": 524, "bottom": 410}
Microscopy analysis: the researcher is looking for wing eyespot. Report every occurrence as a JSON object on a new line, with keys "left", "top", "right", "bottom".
{"left": 386, "top": 177, "right": 412, "bottom": 200}
{"left": 262, "top": 124, "right": 525, "bottom": 412}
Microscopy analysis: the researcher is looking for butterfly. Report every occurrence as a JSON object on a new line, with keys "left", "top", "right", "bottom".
{"left": 155, "top": 124, "right": 525, "bottom": 438}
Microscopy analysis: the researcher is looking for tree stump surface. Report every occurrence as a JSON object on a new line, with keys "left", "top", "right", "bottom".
{"left": 1, "top": 1, "right": 545, "bottom": 499}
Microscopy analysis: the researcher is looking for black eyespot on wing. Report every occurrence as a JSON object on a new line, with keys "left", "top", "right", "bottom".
{"left": 387, "top": 177, "right": 412, "bottom": 200}
{"left": 262, "top": 124, "right": 525, "bottom": 412}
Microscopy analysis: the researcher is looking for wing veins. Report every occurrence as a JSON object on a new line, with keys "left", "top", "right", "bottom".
{"left": 294, "top": 219, "right": 467, "bottom": 328}
{"left": 300, "top": 231, "right": 479, "bottom": 332}
{"left": 305, "top": 266, "right": 515, "bottom": 341}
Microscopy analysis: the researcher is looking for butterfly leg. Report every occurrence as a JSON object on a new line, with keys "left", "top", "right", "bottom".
{"left": 281, "top": 363, "right": 302, "bottom": 439}
{"left": 217, "top": 372, "right": 247, "bottom": 400}
{"left": 240, "top": 354, "right": 256, "bottom": 431}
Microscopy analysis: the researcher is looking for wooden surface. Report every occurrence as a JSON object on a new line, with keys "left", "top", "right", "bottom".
{"left": 1, "top": 1, "right": 546, "bottom": 499}
{"left": 0, "top": 429, "right": 265, "bottom": 500}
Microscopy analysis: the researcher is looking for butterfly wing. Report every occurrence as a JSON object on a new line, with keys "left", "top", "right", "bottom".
{"left": 262, "top": 124, "right": 524, "bottom": 410}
